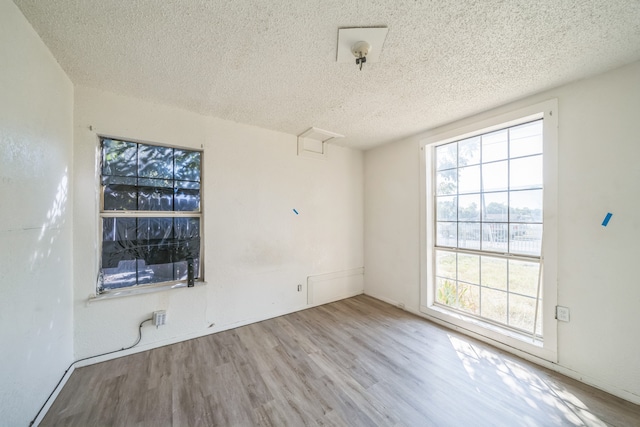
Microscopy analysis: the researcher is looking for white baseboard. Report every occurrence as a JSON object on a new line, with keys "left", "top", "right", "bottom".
{"left": 32, "top": 364, "right": 76, "bottom": 426}
{"left": 364, "top": 291, "right": 640, "bottom": 406}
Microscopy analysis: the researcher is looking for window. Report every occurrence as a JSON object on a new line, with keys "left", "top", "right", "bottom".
{"left": 420, "top": 100, "right": 558, "bottom": 362}
{"left": 98, "top": 138, "right": 203, "bottom": 293}
{"left": 433, "top": 120, "right": 543, "bottom": 336}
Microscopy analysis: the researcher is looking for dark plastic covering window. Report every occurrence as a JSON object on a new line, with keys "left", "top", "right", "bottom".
{"left": 102, "top": 139, "right": 201, "bottom": 212}
{"left": 100, "top": 139, "right": 202, "bottom": 291}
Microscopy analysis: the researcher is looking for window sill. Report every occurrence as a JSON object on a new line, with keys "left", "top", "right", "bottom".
{"left": 420, "top": 303, "right": 557, "bottom": 363}
{"left": 89, "top": 280, "right": 207, "bottom": 302}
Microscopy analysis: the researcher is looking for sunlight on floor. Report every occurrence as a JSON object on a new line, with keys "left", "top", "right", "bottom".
{"left": 447, "top": 334, "right": 607, "bottom": 426}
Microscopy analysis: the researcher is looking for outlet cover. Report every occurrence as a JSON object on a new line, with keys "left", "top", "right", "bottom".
{"left": 153, "top": 310, "right": 167, "bottom": 326}
{"left": 556, "top": 306, "right": 570, "bottom": 322}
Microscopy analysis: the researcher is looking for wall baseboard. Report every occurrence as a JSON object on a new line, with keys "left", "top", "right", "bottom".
{"left": 364, "top": 291, "right": 640, "bottom": 406}
{"left": 32, "top": 364, "right": 76, "bottom": 426}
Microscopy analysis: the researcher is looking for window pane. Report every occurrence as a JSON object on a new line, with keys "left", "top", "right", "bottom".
{"left": 436, "top": 143, "right": 457, "bottom": 171}
{"left": 436, "top": 222, "right": 457, "bottom": 247}
{"left": 175, "top": 188, "right": 200, "bottom": 211}
{"left": 458, "top": 136, "right": 480, "bottom": 166}
{"left": 481, "top": 288, "right": 507, "bottom": 324}
{"left": 458, "top": 165, "right": 480, "bottom": 194}
{"left": 457, "top": 253, "right": 479, "bottom": 284}
{"left": 482, "top": 160, "right": 508, "bottom": 192}
{"left": 458, "top": 194, "right": 480, "bottom": 221}
{"left": 138, "top": 145, "right": 173, "bottom": 179}
{"left": 481, "top": 223, "right": 508, "bottom": 253}
{"left": 510, "top": 224, "right": 542, "bottom": 256}
{"left": 458, "top": 222, "right": 480, "bottom": 250}
{"left": 139, "top": 185, "right": 173, "bottom": 211}
{"left": 482, "top": 192, "right": 508, "bottom": 222}
{"left": 482, "top": 130, "right": 508, "bottom": 162}
{"left": 509, "top": 260, "right": 540, "bottom": 298}
{"left": 510, "top": 189, "right": 542, "bottom": 223}
{"left": 459, "top": 283, "right": 480, "bottom": 315}
{"left": 102, "top": 260, "right": 138, "bottom": 289}
{"left": 436, "top": 196, "right": 457, "bottom": 221}
{"left": 104, "top": 184, "right": 137, "bottom": 210}
{"left": 510, "top": 121, "right": 542, "bottom": 158}
{"left": 509, "top": 294, "right": 537, "bottom": 332}
{"left": 138, "top": 260, "right": 174, "bottom": 285}
{"left": 436, "top": 169, "right": 457, "bottom": 195}
{"left": 174, "top": 149, "right": 201, "bottom": 182}
{"left": 510, "top": 155, "right": 542, "bottom": 190}
{"left": 102, "top": 139, "right": 137, "bottom": 177}
{"left": 435, "top": 250, "right": 456, "bottom": 280}
{"left": 435, "top": 278, "right": 457, "bottom": 307}
{"left": 481, "top": 256, "right": 507, "bottom": 290}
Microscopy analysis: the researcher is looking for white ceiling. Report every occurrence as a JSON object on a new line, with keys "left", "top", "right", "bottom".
{"left": 13, "top": 0, "right": 640, "bottom": 150}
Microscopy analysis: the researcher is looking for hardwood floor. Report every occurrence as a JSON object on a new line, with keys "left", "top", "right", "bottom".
{"left": 41, "top": 295, "right": 640, "bottom": 426}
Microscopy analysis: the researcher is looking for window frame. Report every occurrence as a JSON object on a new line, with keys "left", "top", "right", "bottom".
{"left": 96, "top": 136, "right": 205, "bottom": 296}
{"left": 419, "top": 99, "right": 558, "bottom": 362}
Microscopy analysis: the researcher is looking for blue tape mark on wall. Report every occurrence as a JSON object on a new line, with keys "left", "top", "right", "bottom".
{"left": 602, "top": 212, "right": 613, "bottom": 227}
{"left": 293, "top": 209, "right": 299, "bottom": 215}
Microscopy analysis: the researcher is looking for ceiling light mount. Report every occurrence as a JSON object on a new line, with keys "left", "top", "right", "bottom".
{"left": 336, "top": 27, "right": 389, "bottom": 70}
{"left": 351, "top": 41, "right": 371, "bottom": 70}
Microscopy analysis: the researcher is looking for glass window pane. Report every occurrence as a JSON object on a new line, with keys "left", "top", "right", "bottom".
{"left": 457, "top": 253, "right": 479, "bottom": 284}
{"left": 482, "top": 160, "right": 508, "bottom": 192}
{"left": 102, "top": 260, "right": 138, "bottom": 289}
{"left": 481, "top": 223, "right": 508, "bottom": 253}
{"left": 482, "top": 192, "right": 508, "bottom": 222}
{"left": 104, "top": 184, "right": 137, "bottom": 210}
{"left": 436, "top": 143, "right": 457, "bottom": 171}
{"left": 458, "top": 222, "right": 480, "bottom": 250}
{"left": 458, "top": 194, "right": 480, "bottom": 221}
{"left": 481, "top": 256, "right": 507, "bottom": 290}
{"left": 510, "top": 224, "right": 542, "bottom": 256}
{"left": 510, "top": 189, "right": 542, "bottom": 223}
{"left": 436, "top": 196, "right": 457, "bottom": 221}
{"left": 138, "top": 260, "right": 175, "bottom": 285}
{"left": 139, "top": 185, "right": 173, "bottom": 211}
{"left": 459, "top": 283, "right": 480, "bottom": 315}
{"left": 102, "top": 139, "right": 137, "bottom": 177}
{"left": 508, "top": 294, "right": 537, "bottom": 332}
{"left": 510, "top": 155, "right": 542, "bottom": 190}
{"left": 175, "top": 188, "right": 200, "bottom": 211}
{"left": 458, "top": 136, "right": 480, "bottom": 166}
{"left": 435, "top": 278, "right": 457, "bottom": 308}
{"left": 436, "top": 222, "right": 457, "bottom": 247}
{"left": 481, "top": 288, "right": 507, "bottom": 324}
{"left": 436, "top": 170, "right": 457, "bottom": 195}
{"left": 137, "top": 217, "right": 173, "bottom": 241}
{"left": 435, "top": 250, "right": 456, "bottom": 280}
{"left": 510, "top": 121, "right": 542, "bottom": 158}
{"left": 175, "top": 217, "right": 200, "bottom": 239}
{"left": 482, "top": 130, "right": 508, "bottom": 162}
{"left": 138, "top": 145, "right": 173, "bottom": 179}
{"left": 458, "top": 165, "right": 480, "bottom": 194}
{"left": 509, "top": 260, "right": 540, "bottom": 297}
{"left": 174, "top": 149, "right": 201, "bottom": 182}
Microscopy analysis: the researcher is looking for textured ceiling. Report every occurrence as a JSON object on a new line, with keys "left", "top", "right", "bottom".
{"left": 13, "top": 0, "right": 640, "bottom": 149}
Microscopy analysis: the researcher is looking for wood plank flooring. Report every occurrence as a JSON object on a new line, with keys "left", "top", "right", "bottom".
{"left": 41, "top": 295, "right": 640, "bottom": 426}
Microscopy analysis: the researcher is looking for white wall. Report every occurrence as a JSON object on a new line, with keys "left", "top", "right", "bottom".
{"left": 364, "top": 61, "right": 640, "bottom": 403}
{"left": 73, "top": 86, "right": 363, "bottom": 359}
{"left": 0, "top": 1, "right": 74, "bottom": 425}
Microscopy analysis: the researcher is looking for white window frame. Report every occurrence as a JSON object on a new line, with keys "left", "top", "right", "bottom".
{"left": 419, "top": 99, "right": 558, "bottom": 362}
{"left": 96, "top": 136, "right": 205, "bottom": 297}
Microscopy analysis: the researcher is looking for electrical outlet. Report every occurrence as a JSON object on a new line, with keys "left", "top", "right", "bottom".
{"left": 153, "top": 310, "right": 167, "bottom": 327}
{"left": 556, "top": 306, "right": 570, "bottom": 322}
